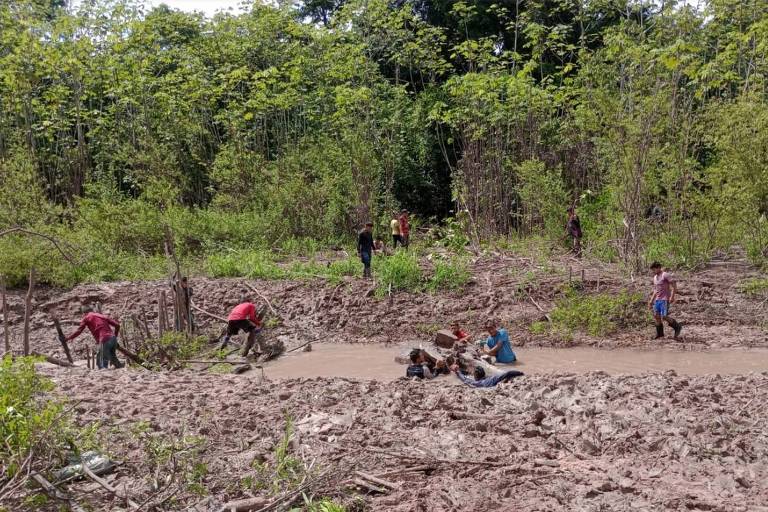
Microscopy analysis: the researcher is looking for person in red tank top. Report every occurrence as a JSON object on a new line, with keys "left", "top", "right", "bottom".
{"left": 66, "top": 305, "right": 124, "bottom": 369}
{"left": 220, "top": 298, "right": 264, "bottom": 357}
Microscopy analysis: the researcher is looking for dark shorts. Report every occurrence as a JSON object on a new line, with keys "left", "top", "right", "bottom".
{"left": 392, "top": 234, "right": 402, "bottom": 246}
{"left": 227, "top": 319, "right": 257, "bottom": 336}
{"left": 360, "top": 251, "right": 371, "bottom": 267}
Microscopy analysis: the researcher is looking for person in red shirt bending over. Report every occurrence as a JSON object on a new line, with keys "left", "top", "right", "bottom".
{"left": 67, "top": 305, "right": 124, "bottom": 369}
{"left": 220, "top": 298, "right": 264, "bottom": 357}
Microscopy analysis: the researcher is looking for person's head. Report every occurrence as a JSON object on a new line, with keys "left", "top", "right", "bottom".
{"left": 473, "top": 366, "right": 486, "bottom": 380}
{"left": 650, "top": 261, "right": 663, "bottom": 275}
{"left": 180, "top": 276, "right": 188, "bottom": 287}
{"left": 400, "top": 209, "right": 408, "bottom": 216}
{"left": 485, "top": 318, "right": 498, "bottom": 336}
{"left": 240, "top": 295, "right": 251, "bottom": 305}
{"left": 364, "top": 222, "right": 373, "bottom": 232}
{"left": 409, "top": 348, "right": 424, "bottom": 365}
{"left": 450, "top": 321, "right": 461, "bottom": 331}
{"left": 80, "top": 304, "right": 94, "bottom": 315}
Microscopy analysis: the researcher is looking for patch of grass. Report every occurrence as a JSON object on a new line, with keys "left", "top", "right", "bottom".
{"left": 293, "top": 496, "right": 347, "bottom": 512}
{"left": 414, "top": 322, "right": 441, "bottom": 335}
{"left": 427, "top": 257, "right": 470, "bottom": 293}
{"left": 738, "top": 277, "right": 768, "bottom": 297}
{"left": 540, "top": 289, "right": 643, "bottom": 337}
{"left": 252, "top": 417, "right": 306, "bottom": 494}
{"left": 140, "top": 332, "right": 208, "bottom": 369}
{"left": 207, "top": 363, "right": 233, "bottom": 374}
{"left": 374, "top": 251, "right": 422, "bottom": 296}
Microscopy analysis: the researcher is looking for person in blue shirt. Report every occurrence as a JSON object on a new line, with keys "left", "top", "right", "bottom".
{"left": 450, "top": 364, "right": 523, "bottom": 388}
{"left": 482, "top": 320, "right": 516, "bottom": 363}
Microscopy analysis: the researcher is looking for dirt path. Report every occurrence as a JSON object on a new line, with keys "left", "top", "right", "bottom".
{"left": 36, "top": 366, "right": 768, "bottom": 512}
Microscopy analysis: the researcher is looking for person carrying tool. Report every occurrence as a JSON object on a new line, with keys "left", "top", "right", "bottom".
{"left": 220, "top": 298, "right": 264, "bottom": 357}
{"left": 66, "top": 305, "right": 124, "bottom": 369}
{"left": 390, "top": 213, "right": 403, "bottom": 248}
{"left": 648, "top": 262, "right": 683, "bottom": 340}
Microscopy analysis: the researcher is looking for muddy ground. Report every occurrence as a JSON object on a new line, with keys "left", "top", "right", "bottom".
{"left": 4, "top": 251, "right": 768, "bottom": 359}
{"left": 29, "top": 367, "right": 768, "bottom": 511}
{"left": 3, "top": 251, "right": 768, "bottom": 511}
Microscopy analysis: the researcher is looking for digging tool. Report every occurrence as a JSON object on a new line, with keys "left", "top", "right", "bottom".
{"left": 52, "top": 317, "right": 74, "bottom": 364}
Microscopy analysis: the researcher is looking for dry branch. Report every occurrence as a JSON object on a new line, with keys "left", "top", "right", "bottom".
{"left": 191, "top": 302, "right": 227, "bottom": 322}
{"left": 243, "top": 282, "right": 279, "bottom": 318}
{"left": 81, "top": 462, "right": 140, "bottom": 510}
{"left": 217, "top": 496, "right": 268, "bottom": 512}
{"left": 31, "top": 472, "right": 87, "bottom": 512}
{"left": 354, "top": 471, "right": 399, "bottom": 490}
{"left": 0, "top": 228, "right": 79, "bottom": 263}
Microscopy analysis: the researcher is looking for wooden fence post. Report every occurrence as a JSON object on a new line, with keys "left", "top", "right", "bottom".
{"left": 1, "top": 275, "right": 9, "bottom": 355}
{"left": 23, "top": 268, "right": 35, "bottom": 356}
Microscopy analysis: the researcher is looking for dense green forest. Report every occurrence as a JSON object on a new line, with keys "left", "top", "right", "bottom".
{"left": 0, "top": 0, "right": 767, "bottom": 286}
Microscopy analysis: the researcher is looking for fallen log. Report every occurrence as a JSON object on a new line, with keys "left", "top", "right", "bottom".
{"left": 31, "top": 351, "right": 73, "bottom": 367}
{"left": 116, "top": 345, "right": 146, "bottom": 366}
{"left": 218, "top": 497, "right": 268, "bottom": 512}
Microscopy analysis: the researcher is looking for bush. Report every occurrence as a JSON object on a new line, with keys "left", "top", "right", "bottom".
{"left": 738, "top": 278, "right": 768, "bottom": 297}
{"left": 427, "top": 257, "right": 470, "bottom": 293}
{"left": 375, "top": 251, "right": 422, "bottom": 295}
{"left": 544, "top": 289, "right": 643, "bottom": 337}
{"left": 0, "top": 356, "right": 70, "bottom": 482}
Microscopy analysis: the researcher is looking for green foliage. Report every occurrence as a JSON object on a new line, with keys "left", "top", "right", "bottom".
{"left": 427, "top": 256, "right": 470, "bottom": 293}
{"left": 0, "top": 356, "right": 72, "bottom": 481}
{"left": 738, "top": 278, "right": 768, "bottom": 297}
{"left": 375, "top": 251, "right": 423, "bottom": 295}
{"left": 251, "top": 417, "right": 308, "bottom": 495}
{"left": 292, "top": 496, "right": 347, "bottom": 512}
{"left": 542, "top": 289, "right": 643, "bottom": 337}
{"left": 140, "top": 332, "right": 208, "bottom": 369}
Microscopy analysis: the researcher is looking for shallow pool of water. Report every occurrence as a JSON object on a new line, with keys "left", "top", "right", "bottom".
{"left": 263, "top": 343, "right": 768, "bottom": 380}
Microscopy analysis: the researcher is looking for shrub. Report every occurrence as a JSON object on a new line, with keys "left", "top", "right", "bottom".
{"left": 375, "top": 251, "right": 422, "bottom": 295}
{"left": 0, "top": 356, "right": 71, "bottom": 483}
{"left": 545, "top": 289, "right": 643, "bottom": 337}
{"left": 738, "top": 277, "right": 768, "bottom": 297}
{"left": 427, "top": 257, "right": 470, "bottom": 293}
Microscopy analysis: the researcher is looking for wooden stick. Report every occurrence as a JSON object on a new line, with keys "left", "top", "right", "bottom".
{"left": 52, "top": 317, "right": 73, "bottom": 363}
{"left": 31, "top": 472, "right": 87, "bottom": 512}
{"left": 243, "top": 282, "right": 279, "bottom": 318}
{"left": 528, "top": 295, "right": 551, "bottom": 322}
{"left": 158, "top": 290, "right": 165, "bottom": 336}
{"left": 1, "top": 275, "right": 8, "bottom": 354}
{"left": 373, "top": 465, "right": 435, "bottom": 478}
{"left": 81, "top": 461, "right": 141, "bottom": 510}
{"left": 350, "top": 478, "right": 386, "bottom": 493}
{"left": 23, "top": 268, "right": 35, "bottom": 356}
{"left": 354, "top": 471, "right": 399, "bottom": 490}
{"left": 217, "top": 497, "right": 268, "bottom": 512}
{"left": 191, "top": 302, "right": 227, "bottom": 322}
{"left": 179, "top": 359, "right": 252, "bottom": 365}
{"left": 117, "top": 344, "right": 145, "bottom": 366}
{"left": 362, "top": 447, "right": 517, "bottom": 467}
{"left": 31, "top": 351, "right": 73, "bottom": 367}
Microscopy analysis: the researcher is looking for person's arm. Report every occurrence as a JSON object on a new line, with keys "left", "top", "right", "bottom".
{"left": 669, "top": 279, "right": 678, "bottom": 303}
{"left": 357, "top": 233, "right": 363, "bottom": 254}
{"left": 66, "top": 318, "right": 88, "bottom": 342}
{"left": 648, "top": 289, "right": 658, "bottom": 309}
{"left": 105, "top": 316, "right": 121, "bottom": 337}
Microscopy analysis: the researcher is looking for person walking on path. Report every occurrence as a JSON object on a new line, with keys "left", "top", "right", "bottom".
{"left": 648, "top": 261, "right": 683, "bottom": 340}
{"left": 220, "top": 299, "right": 264, "bottom": 357}
{"left": 390, "top": 214, "right": 402, "bottom": 248}
{"left": 67, "top": 305, "right": 124, "bottom": 369}
{"left": 566, "top": 206, "right": 583, "bottom": 257}
{"left": 358, "top": 222, "right": 375, "bottom": 279}
{"left": 398, "top": 210, "right": 410, "bottom": 248}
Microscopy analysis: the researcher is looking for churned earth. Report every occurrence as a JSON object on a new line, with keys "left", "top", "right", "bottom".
{"left": 3, "top": 250, "right": 768, "bottom": 511}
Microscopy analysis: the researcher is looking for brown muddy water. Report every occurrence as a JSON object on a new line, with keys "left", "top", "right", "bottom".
{"left": 263, "top": 343, "right": 768, "bottom": 380}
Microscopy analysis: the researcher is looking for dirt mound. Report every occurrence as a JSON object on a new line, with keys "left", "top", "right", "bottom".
{"left": 29, "top": 367, "right": 768, "bottom": 511}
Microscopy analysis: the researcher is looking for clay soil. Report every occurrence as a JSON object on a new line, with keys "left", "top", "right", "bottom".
{"left": 3, "top": 251, "right": 768, "bottom": 511}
